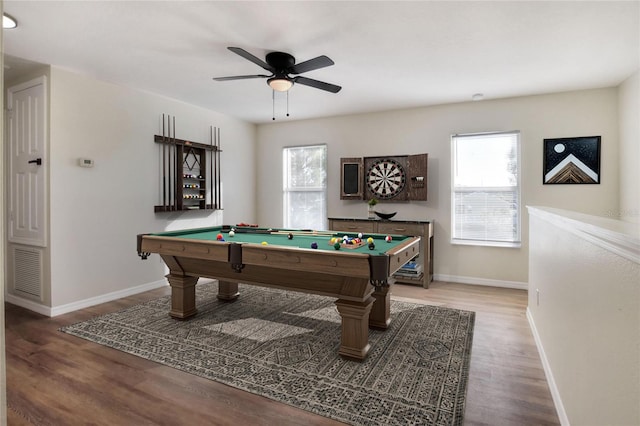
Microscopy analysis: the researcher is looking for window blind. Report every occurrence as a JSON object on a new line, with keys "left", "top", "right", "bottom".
{"left": 283, "top": 145, "right": 327, "bottom": 230}
{"left": 451, "top": 132, "right": 521, "bottom": 246}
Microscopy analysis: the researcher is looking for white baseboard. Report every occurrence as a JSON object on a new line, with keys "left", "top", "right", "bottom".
{"left": 526, "top": 307, "right": 569, "bottom": 426}
{"left": 5, "top": 293, "right": 52, "bottom": 317}
{"left": 434, "top": 274, "right": 527, "bottom": 290}
{"left": 6, "top": 279, "right": 168, "bottom": 317}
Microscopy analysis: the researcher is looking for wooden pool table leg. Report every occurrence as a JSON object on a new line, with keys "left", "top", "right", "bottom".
{"left": 217, "top": 280, "right": 240, "bottom": 301}
{"left": 335, "top": 296, "right": 374, "bottom": 360}
{"left": 166, "top": 274, "right": 198, "bottom": 319}
{"left": 369, "top": 285, "right": 391, "bottom": 329}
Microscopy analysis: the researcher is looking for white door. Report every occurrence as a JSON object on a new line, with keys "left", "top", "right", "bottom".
{"left": 7, "top": 76, "right": 48, "bottom": 247}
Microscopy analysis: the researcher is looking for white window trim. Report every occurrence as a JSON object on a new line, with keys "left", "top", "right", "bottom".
{"left": 282, "top": 144, "right": 327, "bottom": 230}
{"left": 450, "top": 131, "right": 522, "bottom": 248}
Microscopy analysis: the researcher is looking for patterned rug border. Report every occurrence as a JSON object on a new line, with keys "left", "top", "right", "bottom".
{"left": 61, "top": 283, "right": 475, "bottom": 425}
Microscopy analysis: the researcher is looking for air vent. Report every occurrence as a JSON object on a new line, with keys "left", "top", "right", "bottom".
{"left": 13, "top": 246, "right": 43, "bottom": 299}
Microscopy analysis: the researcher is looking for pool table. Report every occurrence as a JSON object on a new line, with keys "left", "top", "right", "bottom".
{"left": 137, "top": 225, "right": 420, "bottom": 360}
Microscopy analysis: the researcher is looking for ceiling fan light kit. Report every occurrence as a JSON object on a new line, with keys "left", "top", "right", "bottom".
{"left": 3, "top": 13, "right": 18, "bottom": 29}
{"left": 214, "top": 47, "right": 341, "bottom": 118}
{"left": 268, "top": 77, "right": 293, "bottom": 92}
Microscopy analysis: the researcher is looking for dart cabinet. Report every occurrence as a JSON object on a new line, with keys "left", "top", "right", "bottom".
{"left": 340, "top": 154, "right": 428, "bottom": 201}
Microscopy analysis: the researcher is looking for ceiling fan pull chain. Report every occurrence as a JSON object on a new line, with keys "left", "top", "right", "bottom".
{"left": 287, "top": 91, "right": 290, "bottom": 117}
{"left": 272, "top": 90, "right": 276, "bottom": 121}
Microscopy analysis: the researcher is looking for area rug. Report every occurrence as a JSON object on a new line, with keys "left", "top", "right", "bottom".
{"left": 61, "top": 281, "right": 475, "bottom": 425}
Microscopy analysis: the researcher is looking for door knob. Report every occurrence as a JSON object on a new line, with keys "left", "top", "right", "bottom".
{"left": 28, "top": 158, "right": 42, "bottom": 166}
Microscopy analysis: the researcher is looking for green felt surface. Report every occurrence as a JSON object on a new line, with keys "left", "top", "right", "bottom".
{"left": 152, "top": 226, "right": 409, "bottom": 254}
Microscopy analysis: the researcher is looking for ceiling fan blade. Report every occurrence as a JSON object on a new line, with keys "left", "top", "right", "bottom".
{"left": 293, "top": 76, "right": 342, "bottom": 93}
{"left": 227, "top": 47, "right": 273, "bottom": 72}
{"left": 289, "top": 55, "right": 335, "bottom": 74}
{"left": 213, "top": 74, "right": 271, "bottom": 81}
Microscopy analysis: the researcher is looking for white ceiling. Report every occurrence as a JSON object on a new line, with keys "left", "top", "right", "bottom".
{"left": 3, "top": 1, "right": 639, "bottom": 124}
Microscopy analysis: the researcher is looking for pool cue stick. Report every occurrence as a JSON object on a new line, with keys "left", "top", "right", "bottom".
{"left": 166, "top": 115, "right": 172, "bottom": 210}
{"left": 217, "top": 127, "right": 221, "bottom": 209}
{"left": 162, "top": 114, "right": 166, "bottom": 210}
{"left": 271, "top": 230, "right": 336, "bottom": 236}
{"left": 213, "top": 127, "right": 218, "bottom": 209}
{"left": 210, "top": 126, "right": 214, "bottom": 209}
{"left": 232, "top": 228, "right": 272, "bottom": 234}
{"left": 166, "top": 114, "right": 172, "bottom": 210}
{"left": 172, "top": 115, "right": 177, "bottom": 209}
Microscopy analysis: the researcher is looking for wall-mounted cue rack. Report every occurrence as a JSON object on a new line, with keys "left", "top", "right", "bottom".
{"left": 154, "top": 114, "right": 222, "bottom": 212}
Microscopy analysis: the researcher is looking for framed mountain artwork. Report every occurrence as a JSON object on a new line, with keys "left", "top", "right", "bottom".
{"left": 543, "top": 136, "right": 601, "bottom": 184}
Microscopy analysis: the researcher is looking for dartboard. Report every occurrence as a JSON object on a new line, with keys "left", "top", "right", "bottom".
{"left": 366, "top": 158, "right": 406, "bottom": 199}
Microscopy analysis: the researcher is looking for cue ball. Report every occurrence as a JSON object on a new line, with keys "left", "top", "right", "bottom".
{"left": 368, "top": 243, "right": 376, "bottom": 250}
{"left": 385, "top": 235, "right": 392, "bottom": 242}
{"left": 358, "top": 232, "right": 363, "bottom": 238}
{"left": 228, "top": 230, "right": 235, "bottom": 237}
{"left": 216, "top": 233, "right": 223, "bottom": 240}
{"left": 288, "top": 233, "right": 293, "bottom": 239}
{"left": 311, "top": 242, "right": 318, "bottom": 249}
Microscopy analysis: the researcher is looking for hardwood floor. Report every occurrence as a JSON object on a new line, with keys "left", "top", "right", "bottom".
{"left": 4, "top": 281, "right": 560, "bottom": 425}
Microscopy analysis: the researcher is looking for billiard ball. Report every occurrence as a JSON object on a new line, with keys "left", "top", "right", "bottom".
{"left": 334, "top": 241, "right": 341, "bottom": 250}
{"left": 261, "top": 241, "right": 268, "bottom": 245}
{"left": 358, "top": 232, "right": 363, "bottom": 238}
{"left": 311, "top": 242, "right": 318, "bottom": 249}
{"left": 216, "top": 233, "right": 223, "bottom": 240}
{"left": 368, "top": 243, "right": 375, "bottom": 250}
{"left": 367, "top": 237, "right": 374, "bottom": 244}
{"left": 287, "top": 233, "right": 293, "bottom": 240}
{"left": 228, "top": 230, "right": 235, "bottom": 237}
{"left": 385, "top": 235, "right": 392, "bottom": 242}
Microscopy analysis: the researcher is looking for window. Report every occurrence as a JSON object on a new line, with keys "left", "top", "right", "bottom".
{"left": 451, "top": 131, "right": 521, "bottom": 247}
{"left": 283, "top": 145, "right": 327, "bottom": 230}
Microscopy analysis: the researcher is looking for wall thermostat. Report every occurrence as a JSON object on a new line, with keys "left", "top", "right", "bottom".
{"left": 78, "top": 158, "right": 94, "bottom": 168}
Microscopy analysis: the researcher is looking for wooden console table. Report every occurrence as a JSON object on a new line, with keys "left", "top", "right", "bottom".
{"left": 328, "top": 218, "right": 433, "bottom": 288}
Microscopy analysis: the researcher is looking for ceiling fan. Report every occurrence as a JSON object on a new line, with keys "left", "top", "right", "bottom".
{"left": 213, "top": 47, "right": 342, "bottom": 93}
